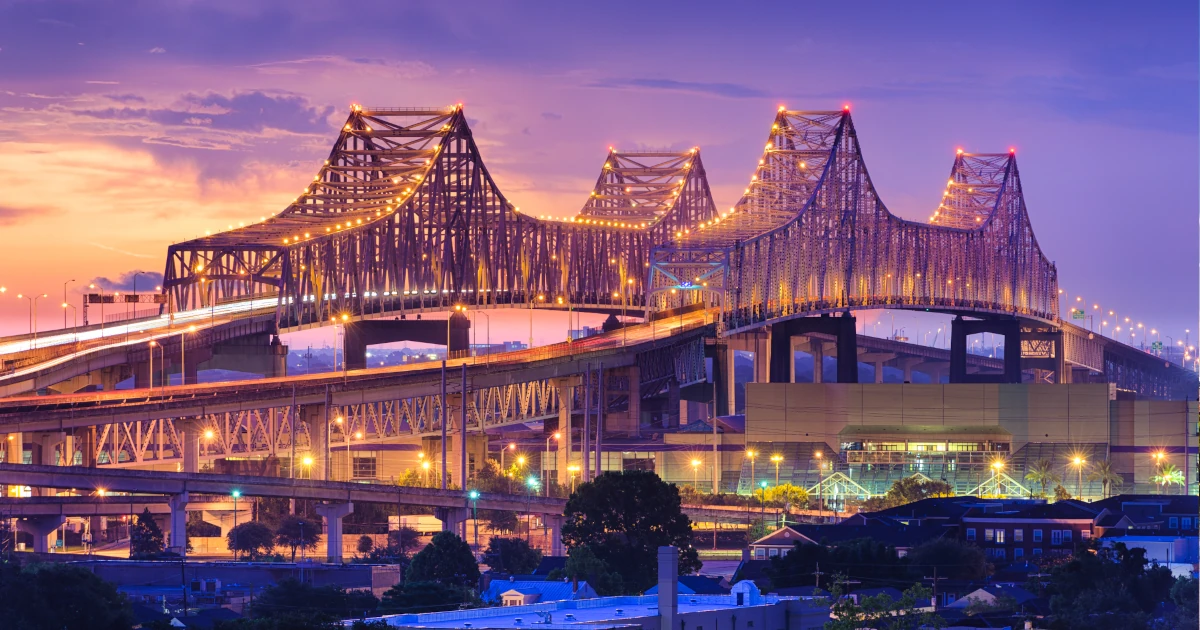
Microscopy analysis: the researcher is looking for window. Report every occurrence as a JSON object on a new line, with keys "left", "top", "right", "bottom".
{"left": 1033, "top": 529, "right": 1043, "bottom": 543}
{"left": 1169, "top": 517, "right": 1179, "bottom": 529}
{"left": 995, "top": 548, "right": 1006, "bottom": 560}
{"left": 995, "top": 529, "right": 1006, "bottom": 544}
{"left": 1063, "top": 530, "right": 1072, "bottom": 543}
{"left": 1051, "top": 531, "right": 1063, "bottom": 545}
{"left": 754, "top": 548, "right": 765, "bottom": 560}
{"left": 985, "top": 529, "right": 995, "bottom": 542}
{"left": 1014, "top": 548, "right": 1024, "bottom": 559}
{"left": 768, "top": 548, "right": 779, "bottom": 557}
{"left": 966, "top": 528, "right": 976, "bottom": 541}
{"left": 1183, "top": 518, "right": 1193, "bottom": 529}
{"left": 1014, "top": 529, "right": 1024, "bottom": 542}
{"left": 1081, "top": 530, "right": 1091, "bottom": 540}
{"left": 1032, "top": 548, "right": 1043, "bottom": 556}
{"left": 352, "top": 455, "right": 377, "bottom": 479}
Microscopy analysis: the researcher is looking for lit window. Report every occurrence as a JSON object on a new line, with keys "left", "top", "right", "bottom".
{"left": 1014, "top": 529, "right": 1023, "bottom": 542}
{"left": 995, "top": 529, "right": 1005, "bottom": 544}
{"left": 1051, "top": 531, "right": 1063, "bottom": 545}
{"left": 985, "top": 529, "right": 994, "bottom": 542}
{"left": 966, "top": 528, "right": 976, "bottom": 541}
{"left": 1033, "top": 529, "right": 1043, "bottom": 543}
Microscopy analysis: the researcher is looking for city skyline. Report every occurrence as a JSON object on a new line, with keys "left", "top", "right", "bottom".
{"left": 0, "top": 1, "right": 1195, "bottom": 342}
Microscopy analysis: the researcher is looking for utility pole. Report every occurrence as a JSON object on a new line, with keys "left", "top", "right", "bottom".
{"left": 440, "top": 361, "right": 448, "bottom": 490}
{"left": 924, "top": 566, "right": 946, "bottom": 608}
{"left": 813, "top": 562, "right": 824, "bottom": 591}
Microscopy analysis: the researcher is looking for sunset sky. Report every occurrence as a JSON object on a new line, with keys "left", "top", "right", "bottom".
{"left": 0, "top": 1, "right": 1195, "bottom": 346}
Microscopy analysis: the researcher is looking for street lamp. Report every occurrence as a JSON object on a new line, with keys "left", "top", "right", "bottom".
{"left": 990, "top": 460, "right": 1004, "bottom": 497}
{"left": 814, "top": 451, "right": 824, "bottom": 516}
{"left": 758, "top": 480, "right": 769, "bottom": 527}
{"left": 421, "top": 460, "right": 432, "bottom": 487}
{"left": 524, "top": 476, "right": 540, "bottom": 543}
{"left": 544, "top": 432, "right": 561, "bottom": 496}
{"left": 62, "top": 279, "right": 75, "bottom": 330}
{"left": 745, "top": 450, "right": 757, "bottom": 493}
{"left": 690, "top": 458, "right": 702, "bottom": 491}
{"left": 231, "top": 489, "right": 242, "bottom": 558}
{"left": 1153, "top": 451, "right": 1166, "bottom": 494}
{"left": 16, "top": 293, "right": 48, "bottom": 348}
{"left": 447, "top": 304, "right": 465, "bottom": 359}
{"left": 180, "top": 325, "right": 196, "bottom": 385}
{"left": 62, "top": 302, "right": 78, "bottom": 343}
{"left": 1071, "top": 456, "right": 1086, "bottom": 499}
{"left": 467, "top": 489, "right": 480, "bottom": 552}
{"left": 770, "top": 454, "right": 783, "bottom": 486}
{"left": 567, "top": 464, "right": 580, "bottom": 493}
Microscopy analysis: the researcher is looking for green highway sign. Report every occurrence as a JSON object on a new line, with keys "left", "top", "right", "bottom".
{"left": 1151, "top": 341, "right": 1163, "bottom": 350}
{"left": 1071, "top": 309, "right": 1085, "bottom": 320}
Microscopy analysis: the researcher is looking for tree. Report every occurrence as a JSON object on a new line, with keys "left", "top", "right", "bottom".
{"left": 1086, "top": 459, "right": 1124, "bottom": 498}
{"left": 1034, "top": 542, "right": 1174, "bottom": 629}
{"left": 484, "top": 510, "right": 518, "bottom": 534}
{"left": 406, "top": 531, "right": 480, "bottom": 587}
{"left": 766, "top": 538, "right": 907, "bottom": 590}
{"left": 905, "top": 538, "right": 991, "bottom": 582}
{"left": 1167, "top": 576, "right": 1199, "bottom": 629}
{"left": 380, "top": 580, "right": 477, "bottom": 613}
{"left": 861, "top": 476, "right": 954, "bottom": 511}
{"left": 275, "top": 516, "right": 322, "bottom": 562}
{"left": 356, "top": 535, "right": 374, "bottom": 555}
{"left": 561, "top": 470, "right": 701, "bottom": 593}
{"left": 483, "top": 537, "right": 542, "bottom": 574}
{"left": 250, "top": 578, "right": 380, "bottom": 621}
{"left": 0, "top": 560, "right": 135, "bottom": 629}
{"left": 130, "top": 507, "right": 166, "bottom": 558}
{"left": 1024, "top": 458, "right": 1062, "bottom": 498}
{"left": 1151, "top": 463, "right": 1185, "bottom": 494}
{"left": 546, "top": 545, "right": 624, "bottom": 595}
{"left": 1052, "top": 484, "right": 1072, "bottom": 502}
{"left": 228, "top": 521, "right": 277, "bottom": 561}
{"left": 764, "top": 483, "right": 809, "bottom": 510}
{"left": 389, "top": 526, "right": 421, "bottom": 556}
{"left": 825, "top": 579, "right": 942, "bottom": 630}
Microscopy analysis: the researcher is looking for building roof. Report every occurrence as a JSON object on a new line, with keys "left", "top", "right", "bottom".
{"left": 969, "top": 584, "right": 1037, "bottom": 604}
{"left": 1089, "top": 494, "right": 1199, "bottom": 516}
{"left": 749, "top": 525, "right": 814, "bottom": 547}
{"left": 963, "top": 500, "right": 1098, "bottom": 521}
{"left": 789, "top": 522, "right": 949, "bottom": 549}
{"left": 533, "top": 556, "right": 567, "bottom": 575}
{"left": 645, "top": 576, "right": 729, "bottom": 595}
{"left": 482, "top": 579, "right": 593, "bottom": 605}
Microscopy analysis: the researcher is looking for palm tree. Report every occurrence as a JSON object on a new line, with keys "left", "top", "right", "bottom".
{"left": 1086, "top": 459, "right": 1124, "bottom": 498}
{"left": 1024, "top": 458, "right": 1061, "bottom": 498}
{"left": 1151, "top": 464, "right": 1185, "bottom": 495}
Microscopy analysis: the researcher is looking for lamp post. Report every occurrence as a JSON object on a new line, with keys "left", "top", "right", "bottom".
{"left": 180, "top": 325, "right": 196, "bottom": 385}
{"left": 468, "top": 489, "right": 480, "bottom": 553}
{"left": 421, "top": 460, "right": 432, "bottom": 487}
{"left": 17, "top": 293, "right": 48, "bottom": 349}
{"left": 770, "top": 454, "right": 783, "bottom": 486}
{"left": 62, "top": 301, "right": 77, "bottom": 344}
{"left": 814, "top": 451, "right": 824, "bottom": 517}
{"left": 148, "top": 341, "right": 158, "bottom": 389}
{"left": 470, "top": 309, "right": 490, "bottom": 364}
{"left": 524, "top": 476, "right": 539, "bottom": 543}
{"left": 544, "top": 432, "right": 561, "bottom": 496}
{"left": 501, "top": 442, "right": 516, "bottom": 476}
{"left": 62, "top": 279, "right": 75, "bottom": 329}
{"left": 231, "top": 489, "right": 241, "bottom": 558}
{"left": 990, "top": 460, "right": 1004, "bottom": 497}
{"left": 567, "top": 464, "right": 580, "bottom": 493}
{"left": 1071, "top": 457, "right": 1086, "bottom": 500}
{"left": 529, "top": 295, "right": 544, "bottom": 349}
{"left": 691, "top": 458, "right": 702, "bottom": 491}
{"left": 1153, "top": 451, "right": 1166, "bottom": 494}
{"left": 758, "top": 480, "right": 768, "bottom": 528}
{"left": 745, "top": 450, "right": 757, "bottom": 494}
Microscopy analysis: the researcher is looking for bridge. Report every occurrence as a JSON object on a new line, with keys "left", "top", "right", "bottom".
{"left": 0, "top": 105, "right": 1189, "bottom": 401}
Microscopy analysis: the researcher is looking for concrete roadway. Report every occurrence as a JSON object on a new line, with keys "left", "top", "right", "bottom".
{"left": 0, "top": 463, "right": 567, "bottom": 515}
{"left": 0, "top": 309, "right": 713, "bottom": 433}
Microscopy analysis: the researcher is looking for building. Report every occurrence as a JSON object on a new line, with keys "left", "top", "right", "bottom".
{"left": 960, "top": 501, "right": 1099, "bottom": 561}
{"left": 748, "top": 519, "right": 948, "bottom": 560}
{"left": 481, "top": 578, "right": 598, "bottom": 606}
{"left": 741, "top": 382, "right": 1197, "bottom": 498}
{"left": 359, "top": 547, "right": 830, "bottom": 630}
{"left": 945, "top": 584, "right": 1037, "bottom": 610}
{"left": 645, "top": 575, "right": 730, "bottom": 595}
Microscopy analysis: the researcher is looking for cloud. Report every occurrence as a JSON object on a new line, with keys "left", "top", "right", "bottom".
{"left": 0, "top": 204, "right": 41, "bottom": 225}
{"left": 72, "top": 90, "right": 336, "bottom": 136}
{"left": 88, "top": 270, "right": 164, "bottom": 291}
{"left": 86, "top": 80, "right": 120, "bottom": 85}
{"left": 88, "top": 243, "right": 157, "bottom": 259}
{"left": 148, "top": 47, "right": 166, "bottom": 54}
{"left": 588, "top": 77, "right": 769, "bottom": 99}
{"left": 541, "top": 112, "right": 563, "bottom": 121}
{"left": 249, "top": 55, "right": 435, "bottom": 80}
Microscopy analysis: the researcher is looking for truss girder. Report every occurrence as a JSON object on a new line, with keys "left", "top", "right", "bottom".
{"left": 162, "top": 107, "right": 719, "bottom": 327}
{"left": 648, "top": 110, "right": 1059, "bottom": 336}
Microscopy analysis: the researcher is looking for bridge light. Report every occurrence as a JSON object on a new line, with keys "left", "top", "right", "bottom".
{"left": 302, "top": 456, "right": 313, "bottom": 466}
{"left": 355, "top": 431, "right": 363, "bottom": 439}
{"left": 468, "top": 490, "right": 479, "bottom": 500}
{"left": 956, "top": 148, "right": 963, "bottom": 155}
{"left": 341, "top": 313, "right": 349, "bottom": 322}
{"left": 843, "top": 104, "right": 850, "bottom": 111}
{"left": 97, "top": 488, "right": 106, "bottom": 496}
{"left": 1009, "top": 147, "right": 1015, "bottom": 154}
{"left": 204, "top": 429, "right": 214, "bottom": 440}
{"left": 778, "top": 105, "right": 786, "bottom": 112}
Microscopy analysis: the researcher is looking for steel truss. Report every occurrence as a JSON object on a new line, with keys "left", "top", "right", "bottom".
{"left": 649, "top": 109, "right": 1059, "bottom": 333}
{"left": 163, "top": 106, "right": 717, "bottom": 326}
{"left": 92, "top": 336, "right": 706, "bottom": 467}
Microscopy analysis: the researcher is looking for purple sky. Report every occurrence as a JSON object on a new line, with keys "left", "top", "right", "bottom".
{"left": 0, "top": 1, "right": 1195, "bottom": 346}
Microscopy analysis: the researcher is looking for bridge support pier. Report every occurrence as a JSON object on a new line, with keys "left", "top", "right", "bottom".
{"left": 435, "top": 506, "right": 469, "bottom": 539}
{"left": 180, "top": 420, "right": 200, "bottom": 474}
{"left": 949, "top": 316, "right": 1021, "bottom": 383}
{"left": 315, "top": 501, "right": 353, "bottom": 563}
{"left": 17, "top": 515, "right": 65, "bottom": 553}
{"left": 343, "top": 317, "right": 470, "bottom": 370}
{"left": 305, "top": 403, "right": 329, "bottom": 481}
{"left": 168, "top": 492, "right": 189, "bottom": 556}
{"left": 545, "top": 514, "right": 564, "bottom": 556}
{"left": 769, "top": 314, "right": 858, "bottom": 384}
{"left": 553, "top": 377, "right": 579, "bottom": 487}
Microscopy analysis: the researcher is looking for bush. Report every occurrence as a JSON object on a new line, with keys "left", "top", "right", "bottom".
{"left": 228, "top": 521, "right": 276, "bottom": 561}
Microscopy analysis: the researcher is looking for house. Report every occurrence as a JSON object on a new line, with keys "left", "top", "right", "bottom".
{"left": 959, "top": 500, "right": 1100, "bottom": 562}
{"left": 1089, "top": 495, "right": 1199, "bottom": 535}
{"left": 749, "top": 521, "right": 948, "bottom": 560}
{"left": 481, "top": 578, "right": 597, "bottom": 605}
{"left": 946, "top": 584, "right": 1036, "bottom": 609}
{"left": 645, "top": 575, "right": 730, "bottom": 595}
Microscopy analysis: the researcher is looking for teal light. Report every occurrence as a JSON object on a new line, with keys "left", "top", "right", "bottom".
{"left": 468, "top": 490, "right": 480, "bottom": 500}
{"left": 526, "top": 476, "right": 540, "bottom": 488}
{"left": 759, "top": 481, "right": 768, "bottom": 489}
{"left": 231, "top": 489, "right": 242, "bottom": 498}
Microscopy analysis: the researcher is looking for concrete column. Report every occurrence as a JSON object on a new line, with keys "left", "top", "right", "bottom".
{"left": 307, "top": 403, "right": 329, "bottom": 481}
{"left": 811, "top": 343, "right": 824, "bottom": 384}
{"left": 658, "top": 546, "right": 679, "bottom": 630}
{"left": 874, "top": 361, "right": 885, "bottom": 383}
{"left": 546, "top": 515, "right": 564, "bottom": 556}
{"left": 435, "top": 506, "right": 468, "bottom": 536}
{"left": 39, "top": 432, "right": 65, "bottom": 466}
{"left": 180, "top": 420, "right": 200, "bottom": 474}
{"left": 554, "top": 378, "right": 576, "bottom": 486}
{"left": 5, "top": 432, "right": 22, "bottom": 464}
{"left": 314, "top": 501, "right": 353, "bottom": 563}
{"left": 168, "top": 492, "right": 189, "bottom": 555}
{"left": 19, "top": 516, "right": 66, "bottom": 553}
{"left": 63, "top": 434, "right": 76, "bottom": 466}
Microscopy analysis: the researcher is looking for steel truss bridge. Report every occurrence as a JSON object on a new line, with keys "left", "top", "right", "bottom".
{"left": 0, "top": 104, "right": 1192, "bottom": 401}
